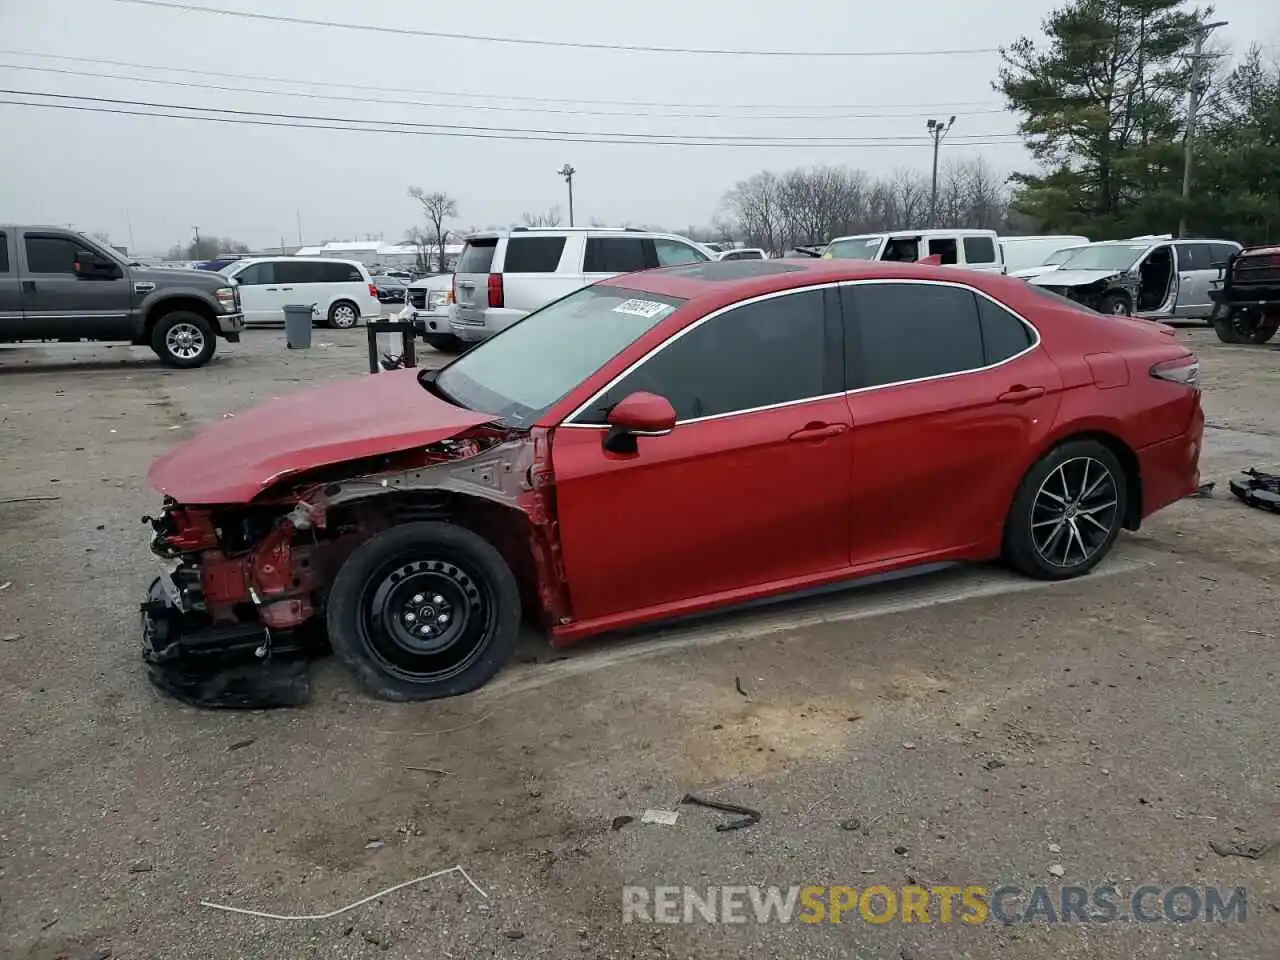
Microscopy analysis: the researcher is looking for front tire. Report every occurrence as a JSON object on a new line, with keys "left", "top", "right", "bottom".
{"left": 1098, "top": 293, "right": 1132, "bottom": 316}
{"left": 151, "top": 311, "right": 216, "bottom": 368}
{"left": 327, "top": 300, "right": 360, "bottom": 329}
{"left": 326, "top": 521, "right": 521, "bottom": 702}
{"left": 1003, "top": 440, "right": 1128, "bottom": 581}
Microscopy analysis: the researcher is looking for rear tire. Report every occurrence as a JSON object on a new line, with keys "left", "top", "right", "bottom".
{"left": 1003, "top": 440, "right": 1128, "bottom": 581}
{"left": 423, "top": 333, "right": 463, "bottom": 352}
{"left": 327, "top": 300, "right": 360, "bottom": 329}
{"left": 326, "top": 521, "right": 521, "bottom": 702}
{"left": 151, "top": 311, "right": 216, "bottom": 368}
{"left": 1213, "top": 304, "right": 1265, "bottom": 344}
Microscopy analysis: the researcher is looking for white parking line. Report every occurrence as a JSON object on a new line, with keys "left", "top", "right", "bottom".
{"left": 480, "top": 546, "right": 1154, "bottom": 701}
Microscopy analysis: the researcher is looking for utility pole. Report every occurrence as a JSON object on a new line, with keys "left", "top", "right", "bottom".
{"left": 558, "top": 164, "right": 576, "bottom": 226}
{"left": 926, "top": 116, "right": 955, "bottom": 228}
{"left": 1179, "top": 19, "right": 1227, "bottom": 238}
{"left": 192, "top": 225, "right": 200, "bottom": 256}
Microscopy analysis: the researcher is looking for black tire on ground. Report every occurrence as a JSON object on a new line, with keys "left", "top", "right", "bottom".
{"left": 1250, "top": 319, "right": 1279, "bottom": 344}
{"left": 327, "top": 300, "right": 360, "bottom": 329}
{"left": 326, "top": 521, "right": 521, "bottom": 702}
{"left": 1003, "top": 439, "right": 1128, "bottom": 581}
{"left": 1212, "top": 304, "right": 1256, "bottom": 344}
{"left": 423, "top": 333, "right": 463, "bottom": 352}
{"left": 150, "top": 310, "right": 217, "bottom": 368}
{"left": 1098, "top": 293, "right": 1132, "bottom": 316}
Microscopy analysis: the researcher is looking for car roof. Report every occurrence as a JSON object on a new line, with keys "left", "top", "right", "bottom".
{"left": 828, "top": 228, "right": 997, "bottom": 242}
{"left": 233, "top": 256, "right": 365, "bottom": 266}
{"left": 598, "top": 258, "right": 1022, "bottom": 311}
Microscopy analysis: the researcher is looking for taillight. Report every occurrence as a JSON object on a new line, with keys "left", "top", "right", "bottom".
{"left": 487, "top": 272, "right": 504, "bottom": 308}
{"left": 368, "top": 283, "right": 378, "bottom": 299}
{"left": 451, "top": 273, "right": 457, "bottom": 302}
{"left": 1150, "top": 356, "right": 1199, "bottom": 389}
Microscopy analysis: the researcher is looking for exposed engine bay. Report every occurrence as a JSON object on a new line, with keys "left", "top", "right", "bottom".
{"left": 140, "top": 427, "right": 566, "bottom": 709}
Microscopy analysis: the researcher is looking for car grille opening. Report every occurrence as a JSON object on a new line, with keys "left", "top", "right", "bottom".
{"left": 408, "top": 289, "right": 427, "bottom": 309}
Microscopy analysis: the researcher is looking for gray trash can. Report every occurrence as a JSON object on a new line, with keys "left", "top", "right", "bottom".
{"left": 283, "top": 303, "right": 315, "bottom": 349}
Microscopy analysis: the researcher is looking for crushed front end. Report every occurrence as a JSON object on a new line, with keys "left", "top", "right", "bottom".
{"left": 141, "top": 498, "right": 325, "bottom": 708}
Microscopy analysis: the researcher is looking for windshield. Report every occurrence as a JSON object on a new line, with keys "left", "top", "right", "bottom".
{"left": 824, "top": 236, "right": 884, "bottom": 260}
{"left": 434, "top": 284, "right": 685, "bottom": 426}
{"left": 1058, "top": 243, "right": 1149, "bottom": 272}
{"left": 1042, "top": 246, "right": 1084, "bottom": 266}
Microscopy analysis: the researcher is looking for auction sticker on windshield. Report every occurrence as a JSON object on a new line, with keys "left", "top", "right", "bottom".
{"left": 613, "top": 299, "right": 674, "bottom": 320}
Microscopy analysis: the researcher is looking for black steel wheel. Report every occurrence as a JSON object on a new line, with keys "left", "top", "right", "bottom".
{"left": 327, "top": 522, "right": 520, "bottom": 701}
{"left": 1003, "top": 440, "right": 1128, "bottom": 580}
{"left": 1099, "top": 293, "right": 1132, "bottom": 316}
{"left": 1211, "top": 304, "right": 1272, "bottom": 344}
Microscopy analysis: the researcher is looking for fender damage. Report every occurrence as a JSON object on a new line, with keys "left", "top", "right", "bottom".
{"left": 141, "top": 427, "right": 569, "bottom": 708}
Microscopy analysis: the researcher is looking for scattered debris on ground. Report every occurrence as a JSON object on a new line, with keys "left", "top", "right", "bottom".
{"left": 640, "top": 809, "right": 679, "bottom": 826}
{"left": 680, "top": 793, "right": 761, "bottom": 831}
{"left": 1228, "top": 468, "right": 1280, "bottom": 513}
{"left": 1208, "top": 838, "right": 1274, "bottom": 860}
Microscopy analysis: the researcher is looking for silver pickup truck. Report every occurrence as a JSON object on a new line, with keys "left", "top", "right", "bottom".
{"left": 0, "top": 225, "right": 245, "bottom": 368}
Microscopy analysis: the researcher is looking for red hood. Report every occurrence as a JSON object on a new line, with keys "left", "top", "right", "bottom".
{"left": 148, "top": 369, "right": 494, "bottom": 504}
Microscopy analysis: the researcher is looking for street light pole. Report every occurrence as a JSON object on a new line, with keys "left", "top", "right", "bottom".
{"left": 926, "top": 116, "right": 955, "bottom": 228}
{"left": 1179, "top": 19, "right": 1227, "bottom": 238}
{"left": 557, "top": 163, "right": 576, "bottom": 226}
{"left": 192, "top": 225, "right": 200, "bottom": 256}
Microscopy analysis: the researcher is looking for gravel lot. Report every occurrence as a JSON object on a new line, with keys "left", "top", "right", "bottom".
{"left": 1, "top": 325, "right": 1278, "bottom": 960}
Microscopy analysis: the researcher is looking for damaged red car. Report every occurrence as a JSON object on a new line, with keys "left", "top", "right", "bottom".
{"left": 142, "top": 258, "right": 1204, "bottom": 706}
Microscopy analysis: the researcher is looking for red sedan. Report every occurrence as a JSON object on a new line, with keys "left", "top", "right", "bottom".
{"left": 142, "top": 258, "right": 1203, "bottom": 705}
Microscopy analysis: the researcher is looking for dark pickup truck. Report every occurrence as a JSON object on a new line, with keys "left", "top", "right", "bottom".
{"left": 0, "top": 225, "right": 244, "bottom": 367}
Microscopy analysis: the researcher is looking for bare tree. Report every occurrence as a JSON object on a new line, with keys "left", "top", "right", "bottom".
{"left": 404, "top": 226, "right": 433, "bottom": 273}
{"left": 721, "top": 171, "right": 786, "bottom": 254}
{"left": 520, "top": 206, "right": 563, "bottom": 228}
{"left": 408, "top": 187, "right": 458, "bottom": 272}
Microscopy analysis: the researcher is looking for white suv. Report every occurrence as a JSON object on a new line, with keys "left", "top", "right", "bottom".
{"left": 449, "top": 227, "right": 717, "bottom": 342}
{"left": 222, "top": 257, "right": 381, "bottom": 328}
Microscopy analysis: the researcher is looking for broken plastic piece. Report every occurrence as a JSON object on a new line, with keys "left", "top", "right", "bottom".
{"left": 1228, "top": 469, "right": 1280, "bottom": 513}
{"left": 640, "top": 809, "right": 680, "bottom": 826}
{"left": 680, "top": 793, "right": 762, "bottom": 832}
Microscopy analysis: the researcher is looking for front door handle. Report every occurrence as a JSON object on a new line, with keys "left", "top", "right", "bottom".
{"left": 998, "top": 385, "right": 1046, "bottom": 403}
{"left": 788, "top": 422, "right": 848, "bottom": 442}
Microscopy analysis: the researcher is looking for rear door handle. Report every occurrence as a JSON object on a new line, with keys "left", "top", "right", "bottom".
{"left": 788, "top": 422, "right": 849, "bottom": 442}
{"left": 997, "top": 386, "right": 1046, "bottom": 403}
{"left": 281, "top": 287, "right": 293, "bottom": 291}
{"left": 21, "top": 280, "right": 35, "bottom": 293}
{"left": 265, "top": 287, "right": 278, "bottom": 291}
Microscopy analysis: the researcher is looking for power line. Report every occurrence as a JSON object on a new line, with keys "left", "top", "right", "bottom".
{"left": 0, "top": 49, "right": 1019, "bottom": 112}
{"left": 0, "top": 88, "right": 1022, "bottom": 144}
{"left": 0, "top": 96, "right": 1023, "bottom": 149}
{"left": 105, "top": 0, "right": 1007, "bottom": 58}
{"left": 0, "top": 62, "right": 1013, "bottom": 122}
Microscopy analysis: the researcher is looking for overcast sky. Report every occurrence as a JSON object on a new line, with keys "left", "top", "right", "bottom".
{"left": 0, "top": 0, "right": 1275, "bottom": 254}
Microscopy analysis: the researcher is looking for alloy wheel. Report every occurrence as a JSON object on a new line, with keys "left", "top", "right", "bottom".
{"left": 1030, "top": 456, "right": 1120, "bottom": 568}
{"left": 165, "top": 322, "right": 206, "bottom": 360}
{"left": 332, "top": 304, "right": 358, "bottom": 328}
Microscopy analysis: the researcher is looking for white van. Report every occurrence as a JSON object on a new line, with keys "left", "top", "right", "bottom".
{"left": 822, "top": 229, "right": 1004, "bottom": 273}
{"left": 222, "top": 257, "right": 381, "bottom": 328}
{"left": 999, "top": 235, "right": 1091, "bottom": 275}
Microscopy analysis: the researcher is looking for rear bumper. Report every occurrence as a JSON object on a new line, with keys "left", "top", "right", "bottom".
{"left": 1136, "top": 404, "right": 1205, "bottom": 520}
{"left": 450, "top": 306, "right": 526, "bottom": 342}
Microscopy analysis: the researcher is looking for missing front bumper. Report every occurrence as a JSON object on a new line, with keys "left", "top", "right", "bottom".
{"left": 140, "top": 577, "right": 312, "bottom": 709}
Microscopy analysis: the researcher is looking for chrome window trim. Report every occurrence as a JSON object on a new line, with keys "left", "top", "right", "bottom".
{"left": 560, "top": 277, "right": 1042, "bottom": 430}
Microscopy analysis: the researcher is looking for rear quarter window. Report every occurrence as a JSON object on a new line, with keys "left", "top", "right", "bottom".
{"left": 0, "top": 232, "right": 8, "bottom": 273}
{"left": 964, "top": 236, "right": 997, "bottom": 265}
{"left": 977, "top": 296, "right": 1034, "bottom": 363}
{"left": 322, "top": 261, "right": 364, "bottom": 283}
{"left": 502, "top": 236, "right": 566, "bottom": 273}
{"left": 458, "top": 239, "right": 498, "bottom": 273}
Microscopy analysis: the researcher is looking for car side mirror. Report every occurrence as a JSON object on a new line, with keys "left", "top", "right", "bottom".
{"left": 603, "top": 391, "right": 675, "bottom": 454}
{"left": 74, "top": 250, "right": 120, "bottom": 280}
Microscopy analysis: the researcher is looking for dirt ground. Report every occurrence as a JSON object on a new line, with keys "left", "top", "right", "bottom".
{"left": 1, "top": 325, "right": 1278, "bottom": 960}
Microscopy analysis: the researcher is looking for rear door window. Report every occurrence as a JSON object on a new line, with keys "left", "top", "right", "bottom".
{"left": 843, "top": 282, "right": 985, "bottom": 388}
{"left": 584, "top": 237, "right": 650, "bottom": 274}
{"left": 0, "top": 231, "right": 8, "bottom": 273}
{"left": 1177, "top": 243, "right": 1213, "bottom": 271}
{"left": 963, "top": 235, "right": 997, "bottom": 266}
{"left": 926, "top": 237, "right": 959, "bottom": 265}
{"left": 580, "top": 288, "right": 837, "bottom": 423}
{"left": 503, "top": 236, "right": 566, "bottom": 273}
{"left": 457, "top": 239, "right": 498, "bottom": 274}
{"left": 274, "top": 260, "right": 324, "bottom": 285}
